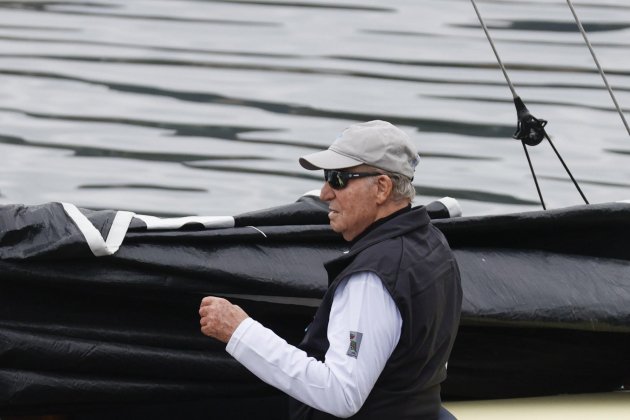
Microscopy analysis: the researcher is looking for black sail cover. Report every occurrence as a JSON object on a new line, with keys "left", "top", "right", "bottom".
{"left": 1, "top": 196, "right": 629, "bottom": 417}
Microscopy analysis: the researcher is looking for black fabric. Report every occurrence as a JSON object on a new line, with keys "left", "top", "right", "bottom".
{"left": 290, "top": 206, "right": 462, "bottom": 420}
{"left": 0, "top": 203, "right": 117, "bottom": 260}
{"left": 0, "top": 199, "right": 630, "bottom": 416}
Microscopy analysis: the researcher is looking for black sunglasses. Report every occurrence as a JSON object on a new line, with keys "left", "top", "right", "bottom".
{"left": 324, "top": 169, "right": 383, "bottom": 190}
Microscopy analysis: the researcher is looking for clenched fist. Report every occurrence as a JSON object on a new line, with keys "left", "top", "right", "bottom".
{"left": 199, "top": 296, "right": 249, "bottom": 343}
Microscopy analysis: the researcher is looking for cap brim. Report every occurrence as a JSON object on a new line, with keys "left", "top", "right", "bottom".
{"left": 299, "top": 149, "right": 363, "bottom": 170}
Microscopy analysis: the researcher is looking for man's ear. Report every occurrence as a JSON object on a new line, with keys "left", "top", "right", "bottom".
{"left": 375, "top": 175, "right": 393, "bottom": 205}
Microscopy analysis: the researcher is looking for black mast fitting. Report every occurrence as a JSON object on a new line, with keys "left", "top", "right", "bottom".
{"left": 513, "top": 96, "right": 547, "bottom": 146}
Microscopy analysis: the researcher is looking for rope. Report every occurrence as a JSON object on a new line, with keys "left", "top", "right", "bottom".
{"left": 566, "top": 0, "right": 630, "bottom": 136}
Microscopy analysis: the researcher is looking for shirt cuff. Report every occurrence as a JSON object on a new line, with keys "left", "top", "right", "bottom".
{"left": 226, "top": 317, "right": 256, "bottom": 353}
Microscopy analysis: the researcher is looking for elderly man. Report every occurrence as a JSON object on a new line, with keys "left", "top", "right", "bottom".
{"left": 199, "top": 120, "right": 462, "bottom": 419}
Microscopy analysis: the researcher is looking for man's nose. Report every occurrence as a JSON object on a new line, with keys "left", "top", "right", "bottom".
{"left": 320, "top": 181, "right": 334, "bottom": 202}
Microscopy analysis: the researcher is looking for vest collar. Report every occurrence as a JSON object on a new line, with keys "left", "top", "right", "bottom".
{"left": 348, "top": 204, "right": 411, "bottom": 248}
{"left": 350, "top": 205, "right": 430, "bottom": 255}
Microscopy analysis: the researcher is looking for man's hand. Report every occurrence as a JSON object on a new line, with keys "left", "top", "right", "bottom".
{"left": 199, "top": 296, "right": 249, "bottom": 343}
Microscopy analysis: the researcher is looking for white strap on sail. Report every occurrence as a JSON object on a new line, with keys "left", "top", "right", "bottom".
{"left": 133, "top": 214, "right": 235, "bottom": 230}
{"left": 61, "top": 202, "right": 135, "bottom": 257}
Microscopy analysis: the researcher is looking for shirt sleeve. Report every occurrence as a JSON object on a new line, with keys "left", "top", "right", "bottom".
{"left": 226, "top": 271, "right": 402, "bottom": 418}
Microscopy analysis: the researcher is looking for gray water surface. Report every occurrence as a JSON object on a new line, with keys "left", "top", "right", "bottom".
{"left": 0, "top": 0, "right": 628, "bottom": 217}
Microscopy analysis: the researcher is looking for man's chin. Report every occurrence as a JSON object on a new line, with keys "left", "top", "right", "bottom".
{"left": 329, "top": 221, "right": 343, "bottom": 235}
{"left": 329, "top": 224, "right": 355, "bottom": 241}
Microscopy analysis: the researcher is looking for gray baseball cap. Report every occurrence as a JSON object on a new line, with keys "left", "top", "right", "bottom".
{"left": 299, "top": 120, "right": 419, "bottom": 179}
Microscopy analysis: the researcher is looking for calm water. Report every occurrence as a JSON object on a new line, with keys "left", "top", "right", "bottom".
{"left": 0, "top": 0, "right": 628, "bottom": 217}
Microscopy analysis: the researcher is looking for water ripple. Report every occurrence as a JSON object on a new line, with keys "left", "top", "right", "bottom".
{"left": 330, "top": 55, "right": 630, "bottom": 77}
{"left": 0, "top": 107, "right": 501, "bottom": 158}
{"left": 78, "top": 184, "right": 208, "bottom": 193}
{"left": 7, "top": 52, "right": 630, "bottom": 77}
{"left": 539, "top": 176, "right": 630, "bottom": 189}
{"left": 185, "top": 162, "right": 538, "bottom": 205}
{"left": 361, "top": 29, "right": 630, "bottom": 49}
{"left": 606, "top": 149, "right": 630, "bottom": 157}
{"left": 0, "top": 69, "right": 515, "bottom": 138}
{"left": 0, "top": 133, "right": 270, "bottom": 163}
{"left": 477, "top": 1, "right": 630, "bottom": 12}
{"left": 425, "top": 95, "right": 629, "bottom": 114}
{"left": 0, "top": 2, "right": 281, "bottom": 27}
{"left": 0, "top": 35, "right": 302, "bottom": 59}
{"left": 195, "top": 0, "right": 394, "bottom": 12}
{"left": 183, "top": 163, "right": 320, "bottom": 181}
{"left": 456, "top": 20, "right": 630, "bottom": 33}
{"left": 0, "top": 107, "right": 278, "bottom": 141}
{"left": 2, "top": 55, "right": 628, "bottom": 94}
{"left": 414, "top": 185, "right": 539, "bottom": 206}
{"left": 0, "top": 24, "right": 79, "bottom": 32}
{"left": 0, "top": 1, "right": 116, "bottom": 10}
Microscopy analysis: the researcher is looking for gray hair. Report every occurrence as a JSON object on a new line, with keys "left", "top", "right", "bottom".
{"left": 370, "top": 168, "right": 416, "bottom": 203}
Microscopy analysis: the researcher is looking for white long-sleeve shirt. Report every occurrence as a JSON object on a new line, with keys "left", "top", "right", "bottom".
{"left": 226, "top": 271, "right": 402, "bottom": 418}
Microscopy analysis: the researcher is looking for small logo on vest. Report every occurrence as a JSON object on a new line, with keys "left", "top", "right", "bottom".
{"left": 346, "top": 331, "right": 363, "bottom": 358}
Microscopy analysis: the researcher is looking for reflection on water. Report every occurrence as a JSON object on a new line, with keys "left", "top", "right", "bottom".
{"left": 78, "top": 183, "right": 208, "bottom": 192}
{"left": 0, "top": 0, "right": 628, "bottom": 216}
{"left": 0, "top": 133, "right": 270, "bottom": 163}
{"left": 0, "top": 2, "right": 282, "bottom": 26}
{"left": 456, "top": 20, "right": 630, "bottom": 33}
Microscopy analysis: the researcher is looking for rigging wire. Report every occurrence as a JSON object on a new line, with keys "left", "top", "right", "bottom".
{"left": 469, "top": 0, "right": 517, "bottom": 98}
{"left": 469, "top": 0, "right": 589, "bottom": 208}
{"left": 566, "top": 0, "right": 630, "bottom": 137}
{"left": 544, "top": 133, "right": 589, "bottom": 204}
{"left": 521, "top": 142, "right": 546, "bottom": 210}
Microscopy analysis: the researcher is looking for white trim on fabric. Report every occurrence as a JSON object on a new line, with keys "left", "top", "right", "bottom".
{"left": 246, "top": 226, "right": 267, "bottom": 238}
{"left": 61, "top": 203, "right": 135, "bottom": 257}
{"left": 105, "top": 210, "right": 135, "bottom": 254}
{"left": 439, "top": 196, "right": 462, "bottom": 218}
{"left": 302, "top": 189, "right": 322, "bottom": 198}
{"left": 133, "top": 214, "right": 235, "bottom": 230}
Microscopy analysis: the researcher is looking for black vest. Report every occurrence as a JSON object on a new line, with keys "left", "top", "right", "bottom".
{"left": 290, "top": 206, "right": 462, "bottom": 420}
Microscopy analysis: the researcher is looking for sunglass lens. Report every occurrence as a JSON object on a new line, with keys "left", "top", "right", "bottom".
{"left": 334, "top": 172, "right": 345, "bottom": 189}
{"left": 324, "top": 170, "right": 345, "bottom": 189}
